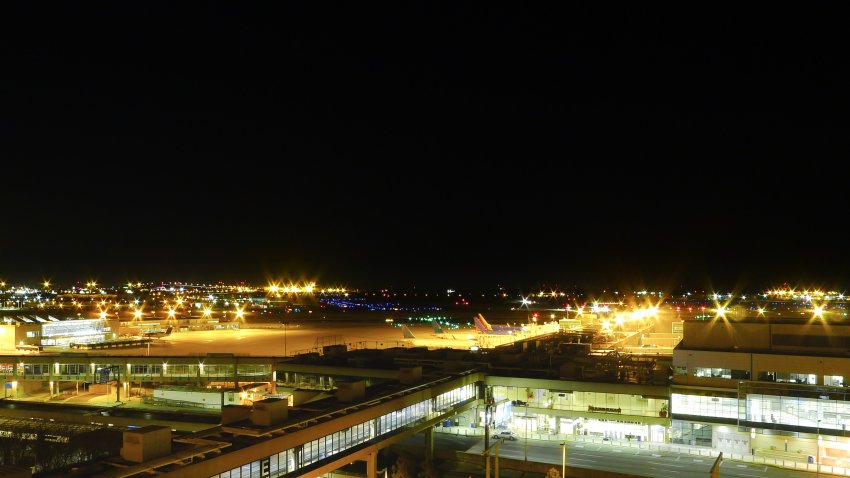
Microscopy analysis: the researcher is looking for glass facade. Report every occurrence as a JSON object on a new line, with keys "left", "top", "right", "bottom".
{"left": 671, "top": 393, "right": 738, "bottom": 419}
{"left": 671, "top": 420, "right": 713, "bottom": 447}
{"left": 40, "top": 319, "right": 106, "bottom": 346}
{"left": 746, "top": 393, "right": 850, "bottom": 430}
{"left": 491, "top": 386, "right": 667, "bottom": 418}
{"left": 207, "top": 383, "right": 475, "bottom": 478}
{"left": 487, "top": 385, "right": 668, "bottom": 443}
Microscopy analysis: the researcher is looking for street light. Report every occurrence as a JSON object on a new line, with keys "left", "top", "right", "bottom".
{"left": 560, "top": 442, "right": 566, "bottom": 478}
{"left": 817, "top": 419, "right": 822, "bottom": 478}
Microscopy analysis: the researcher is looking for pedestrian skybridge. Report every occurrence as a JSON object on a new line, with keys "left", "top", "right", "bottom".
{"left": 97, "top": 370, "right": 484, "bottom": 478}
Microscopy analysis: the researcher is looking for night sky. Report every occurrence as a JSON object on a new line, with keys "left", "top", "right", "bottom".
{"left": 2, "top": 4, "right": 848, "bottom": 291}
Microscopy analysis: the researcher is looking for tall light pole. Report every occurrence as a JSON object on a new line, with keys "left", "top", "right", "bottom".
{"left": 817, "top": 419, "right": 822, "bottom": 478}
{"left": 560, "top": 442, "right": 566, "bottom": 478}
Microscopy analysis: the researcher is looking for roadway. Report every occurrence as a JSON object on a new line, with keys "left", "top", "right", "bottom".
{"left": 413, "top": 434, "right": 825, "bottom": 478}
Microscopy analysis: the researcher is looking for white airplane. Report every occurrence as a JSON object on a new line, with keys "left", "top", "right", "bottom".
{"left": 142, "top": 325, "right": 173, "bottom": 339}
{"left": 399, "top": 325, "right": 479, "bottom": 349}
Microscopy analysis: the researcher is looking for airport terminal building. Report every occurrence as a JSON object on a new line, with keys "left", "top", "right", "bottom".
{"left": 9, "top": 316, "right": 850, "bottom": 476}
{"left": 0, "top": 340, "right": 674, "bottom": 477}
{"left": 672, "top": 319, "right": 850, "bottom": 468}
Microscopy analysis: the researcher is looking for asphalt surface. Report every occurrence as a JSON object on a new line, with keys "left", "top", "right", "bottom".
{"left": 413, "top": 434, "right": 827, "bottom": 478}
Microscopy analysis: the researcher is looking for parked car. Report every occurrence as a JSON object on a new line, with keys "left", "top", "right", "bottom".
{"left": 511, "top": 400, "right": 528, "bottom": 406}
{"left": 492, "top": 430, "right": 518, "bottom": 441}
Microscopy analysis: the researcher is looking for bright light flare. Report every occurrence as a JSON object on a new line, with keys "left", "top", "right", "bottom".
{"left": 133, "top": 309, "right": 142, "bottom": 319}
{"left": 813, "top": 306, "right": 825, "bottom": 318}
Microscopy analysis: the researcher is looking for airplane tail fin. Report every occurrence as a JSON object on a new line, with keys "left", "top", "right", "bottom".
{"left": 164, "top": 326, "right": 173, "bottom": 336}
{"left": 432, "top": 320, "right": 445, "bottom": 334}
{"left": 477, "top": 314, "right": 494, "bottom": 331}
{"left": 401, "top": 325, "right": 416, "bottom": 339}
{"left": 473, "top": 317, "right": 491, "bottom": 334}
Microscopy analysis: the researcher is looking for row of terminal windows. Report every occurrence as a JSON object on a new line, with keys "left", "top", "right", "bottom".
{"left": 755, "top": 372, "right": 846, "bottom": 386}
{"left": 676, "top": 367, "right": 845, "bottom": 387}
{"left": 676, "top": 367, "right": 751, "bottom": 380}
{"left": 207, "top": 384, "right": 475, "bottom": 478}
{"left": 5, "top": 363, "right": 272, "bottom": 377}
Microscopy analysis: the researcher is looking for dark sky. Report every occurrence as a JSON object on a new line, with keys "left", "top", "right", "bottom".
{"left": 2, "top": 4, "right": 848, "bottom": 291}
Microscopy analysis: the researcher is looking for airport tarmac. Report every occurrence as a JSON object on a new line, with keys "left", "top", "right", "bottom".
{"left": 37, "top": 322, "right": 485, "bottom": 357}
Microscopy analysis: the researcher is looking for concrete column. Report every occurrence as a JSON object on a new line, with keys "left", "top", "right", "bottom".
{"left": 424, "top": 427, "right": 434, "bottom": 461}
{"left": 365, "top": 451, "right": 377, "bottom": 478}
{"left": 494, "top": 443, "right": 500, "bottom": 478}
{"left": 233, "top": 361, "right": 239, "bottom": 389}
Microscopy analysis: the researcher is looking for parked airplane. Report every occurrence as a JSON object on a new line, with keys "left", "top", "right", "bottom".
{"left": 400, "top": 325, "right": 478, "bottom": 349}
{"left": 143, "top": 325, "right": 173, "bottom": 339}
{"left": 473, "top": 314, "right": 525, "bottom": 335}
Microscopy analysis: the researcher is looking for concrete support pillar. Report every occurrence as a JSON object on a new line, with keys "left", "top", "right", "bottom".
{"left": 366, "top": 451, "right": 377, "bottom": 478}
{"left": 424, "top": 426, "right": 434, "bottom": 461}
{"left": 494, "top": 443, "right": 500, "bottom": 478}
{"left": 233, "top": 362, "right": 239, "bottom": 389}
